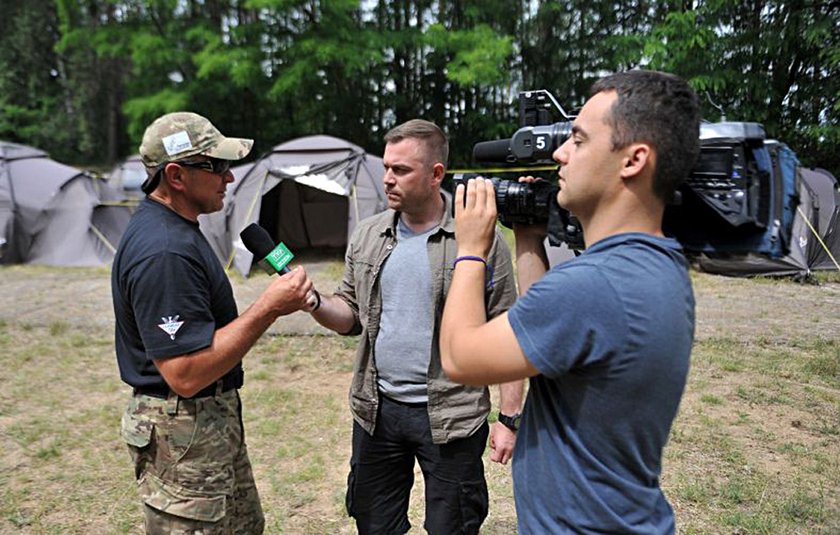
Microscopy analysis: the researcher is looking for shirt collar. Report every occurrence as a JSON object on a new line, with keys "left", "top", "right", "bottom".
{"left": 379, "top": 192, "right": 455, "bottom": 237}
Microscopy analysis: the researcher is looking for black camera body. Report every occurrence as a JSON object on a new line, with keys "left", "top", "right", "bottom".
{"left": 451, "top": 174, "right": 556, "bottom": 227}
{"left": 472, "top": 122, "right": 572, "bottom": 164}
{"left": 451, "top": 172, "right": 585, "bottom": 249}
{"left": 455, "top": 89, "right": 584, "bottom": 248}
{"left": 460, "top": 90, "right": 796, "bottom": 259}
{"left": 472, "top": 90, "right": 573, "bottom": 166}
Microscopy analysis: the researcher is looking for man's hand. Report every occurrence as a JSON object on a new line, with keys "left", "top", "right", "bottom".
{"left": 454, "top": 178, "right": 498, "bottom": 259}
{"left": 512, "top": 176, "right": 549, "bottom": 244}
{"left": 304, "top": 287, "right": 321, "bottom": 313}
{"left": 258, "top": 266, "right": 313, "bottom": 318}
{"left": 489, "top": 422, "right": 516, "bottom": 465}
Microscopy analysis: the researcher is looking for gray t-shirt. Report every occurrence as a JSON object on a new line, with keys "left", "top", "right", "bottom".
{"left": 374, "top": 217, "right": 437, "bottom": 403}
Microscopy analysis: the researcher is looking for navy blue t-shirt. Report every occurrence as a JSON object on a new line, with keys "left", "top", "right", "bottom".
{"left": 112, "top": 198, "right": 239, "bottom": 390}
{"left": 507, "top": 233, "right": 695, "bottom": 534}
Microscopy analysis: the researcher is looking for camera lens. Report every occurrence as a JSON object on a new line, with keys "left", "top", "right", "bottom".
{"left": 495, "top": 180, "right": 533, "bottom": 219}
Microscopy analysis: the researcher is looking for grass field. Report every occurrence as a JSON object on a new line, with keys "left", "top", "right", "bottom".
{"left": 0, "top": 263, "right": 838, "bottom": 534}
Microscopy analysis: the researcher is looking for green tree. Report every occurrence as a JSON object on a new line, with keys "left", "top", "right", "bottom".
{"left": 0, "top": 0, "right": 77, "bottom": 161}
{"left": 253, "top": 0, "right": 383, "bottom": 150}
{"left": 423, "top": 0, "right": 518, "bottom": 166}
{"left": 54, "top": 0, "right": 138, "bottom": 165}
{"left": 641, "top": 0, "right": 840, "bottom": 175}
{"left": 1, "top": 0, "right": 837, "bottom": 180}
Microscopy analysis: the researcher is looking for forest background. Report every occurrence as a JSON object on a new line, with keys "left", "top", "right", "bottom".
{"left": 0, "top": 0, "right": 838, "bottom": 177}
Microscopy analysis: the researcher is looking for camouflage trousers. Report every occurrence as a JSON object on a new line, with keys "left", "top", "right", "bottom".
{"left": 121, "top": 388, "right": 264, "bottom": 534}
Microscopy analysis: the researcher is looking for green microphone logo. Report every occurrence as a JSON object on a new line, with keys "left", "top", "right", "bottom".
{"left": 264, "top": 242, "right": 294, "bottom": 273}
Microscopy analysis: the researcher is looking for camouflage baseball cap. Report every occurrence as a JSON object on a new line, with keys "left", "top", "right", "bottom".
{"left": 139, "top": 111, "right": 253, "bottom": 168}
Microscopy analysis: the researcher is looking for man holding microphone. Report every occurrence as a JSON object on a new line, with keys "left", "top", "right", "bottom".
{"left": 112, "top": 112, "right": 312, "bottom": 533}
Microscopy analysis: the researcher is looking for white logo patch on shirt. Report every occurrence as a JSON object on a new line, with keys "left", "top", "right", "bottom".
{"left": 162, "top": 131, "right": 193, "bottom": 156}
{"left": 158, "top": 315, "right": 184, "bottom": 340}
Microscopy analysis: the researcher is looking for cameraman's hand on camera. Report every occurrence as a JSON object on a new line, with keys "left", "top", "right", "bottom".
{"left": 512, "top": 176, "right": 549, "bottom": 244}
{"left": 454, "top": 178, "right": 497, "bottom": 258}
{"left": 511, "top": 176, "right": 551, "bottom": 292}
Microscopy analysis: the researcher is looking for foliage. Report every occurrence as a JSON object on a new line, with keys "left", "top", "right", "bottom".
{"left": 641, "top": 1, "right": 840, "bottom": 173}
{"left": 0, "top": 0, "right": 77, "bottom": 160}
{"left": 426, "top": 24, "right": 513, "bottom": 86}
{"left": 0, "top": 0, "right": 836, "bottom": 175}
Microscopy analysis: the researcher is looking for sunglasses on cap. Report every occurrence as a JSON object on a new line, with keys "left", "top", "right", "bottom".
{"left": 174, "top": 157, "right": 232, "bottom": 175}
{"left": 141, "top": 157, "right": 232, "bottom": 194}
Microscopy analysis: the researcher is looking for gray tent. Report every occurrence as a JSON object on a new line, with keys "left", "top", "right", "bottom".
{"left": 695, "top": 167, "right": 840, "bottom": 278}
{"left": 0, "top": 141, "right": 131, "bottom": 266}
{"left": 200, "top": 135, "right": 386, "bottom": 276}
{"left": 107, "top": 154, "right": 146, "bottom": 201}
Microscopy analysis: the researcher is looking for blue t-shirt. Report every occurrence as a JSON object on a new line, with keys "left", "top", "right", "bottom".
{"left": 112, "top": 198, "right": 240, "bottom": 390}
{"left": 508, "top": 233, "right": 695, "bottom": 534}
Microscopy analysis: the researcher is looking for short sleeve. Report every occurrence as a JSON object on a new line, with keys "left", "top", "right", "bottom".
{"left": 126, "top": 251, "right": 217, "bottom": 360}
{"left": 507, "top": 264, "right": 628, "bottom": 378}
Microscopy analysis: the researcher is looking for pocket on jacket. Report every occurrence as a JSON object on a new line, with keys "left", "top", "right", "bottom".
{"left": 352, "top": 258, "right": 377, "bottom": 310}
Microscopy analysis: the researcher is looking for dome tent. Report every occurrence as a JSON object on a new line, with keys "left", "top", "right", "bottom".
{"left": 0, "top": 141, "right": 130, "bottom": 266}
{"left": 199, "top": 135, "right": 386, "bottom": 276}
{"left": 107, "top": 154, "right": 146, "bottom": 200}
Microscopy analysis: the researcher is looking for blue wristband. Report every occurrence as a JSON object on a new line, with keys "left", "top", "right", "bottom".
{"left": 452, "top": 255, "right": 486, "bottom": 268}
{"left": 452, "top": 255, "right": 495, "bottom": 290}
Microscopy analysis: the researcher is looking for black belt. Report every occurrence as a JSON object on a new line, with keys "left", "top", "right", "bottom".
{"left": 133, "top": 373, "right": 242, "bottom": 400}
{"left": 382, "top": 395, "right": 428, "bottom": 408}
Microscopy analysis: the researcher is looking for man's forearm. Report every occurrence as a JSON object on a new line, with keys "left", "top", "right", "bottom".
{"left": 499, "top": 379, "right": 524, "bottom": 415}
{"left": 515, "top": 234, "right": 549, "bottom": 294}
{"left": 440, "top": 260, "right": 488, "bottom": 380}
{"left": 443, "top": 179, "right": 540, "bottom": 385}
{"left": 155, "top": 302, "right": 279, "bottom": 397}
{"left": 310, "top": 294, "right": 358, "bottom": 335}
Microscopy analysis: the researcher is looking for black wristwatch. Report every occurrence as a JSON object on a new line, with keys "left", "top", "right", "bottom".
{"left": 498, "top": 412, "right": 521, "bottom": 433}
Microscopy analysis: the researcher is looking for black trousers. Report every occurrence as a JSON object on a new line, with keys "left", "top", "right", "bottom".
{"left": 346, "top": 396, "right": 489, "bottom": 535}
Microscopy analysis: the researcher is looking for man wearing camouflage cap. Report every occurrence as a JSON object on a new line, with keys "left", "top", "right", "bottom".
{"left": 112, "top": 111, "right": 312, "bottom": 533}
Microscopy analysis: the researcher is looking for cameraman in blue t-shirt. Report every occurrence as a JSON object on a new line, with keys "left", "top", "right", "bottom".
{"left": 440, "top": 70, "right": 701, "bottom": 534}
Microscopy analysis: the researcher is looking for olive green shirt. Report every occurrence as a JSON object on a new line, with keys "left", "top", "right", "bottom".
{"left": 335, "top": 194, "right": 516, "bottom": 444}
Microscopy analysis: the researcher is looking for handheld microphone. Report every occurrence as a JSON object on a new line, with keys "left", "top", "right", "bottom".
{"left": 240, "top": 223, "right": 294, "bottom": 275}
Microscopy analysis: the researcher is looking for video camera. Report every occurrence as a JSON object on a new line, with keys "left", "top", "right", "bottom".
{"left": 454, "top": 90, "right": 797, "bottom": 258}
{"left": 453, "top": 90, "right": 584, "bottom": 248}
